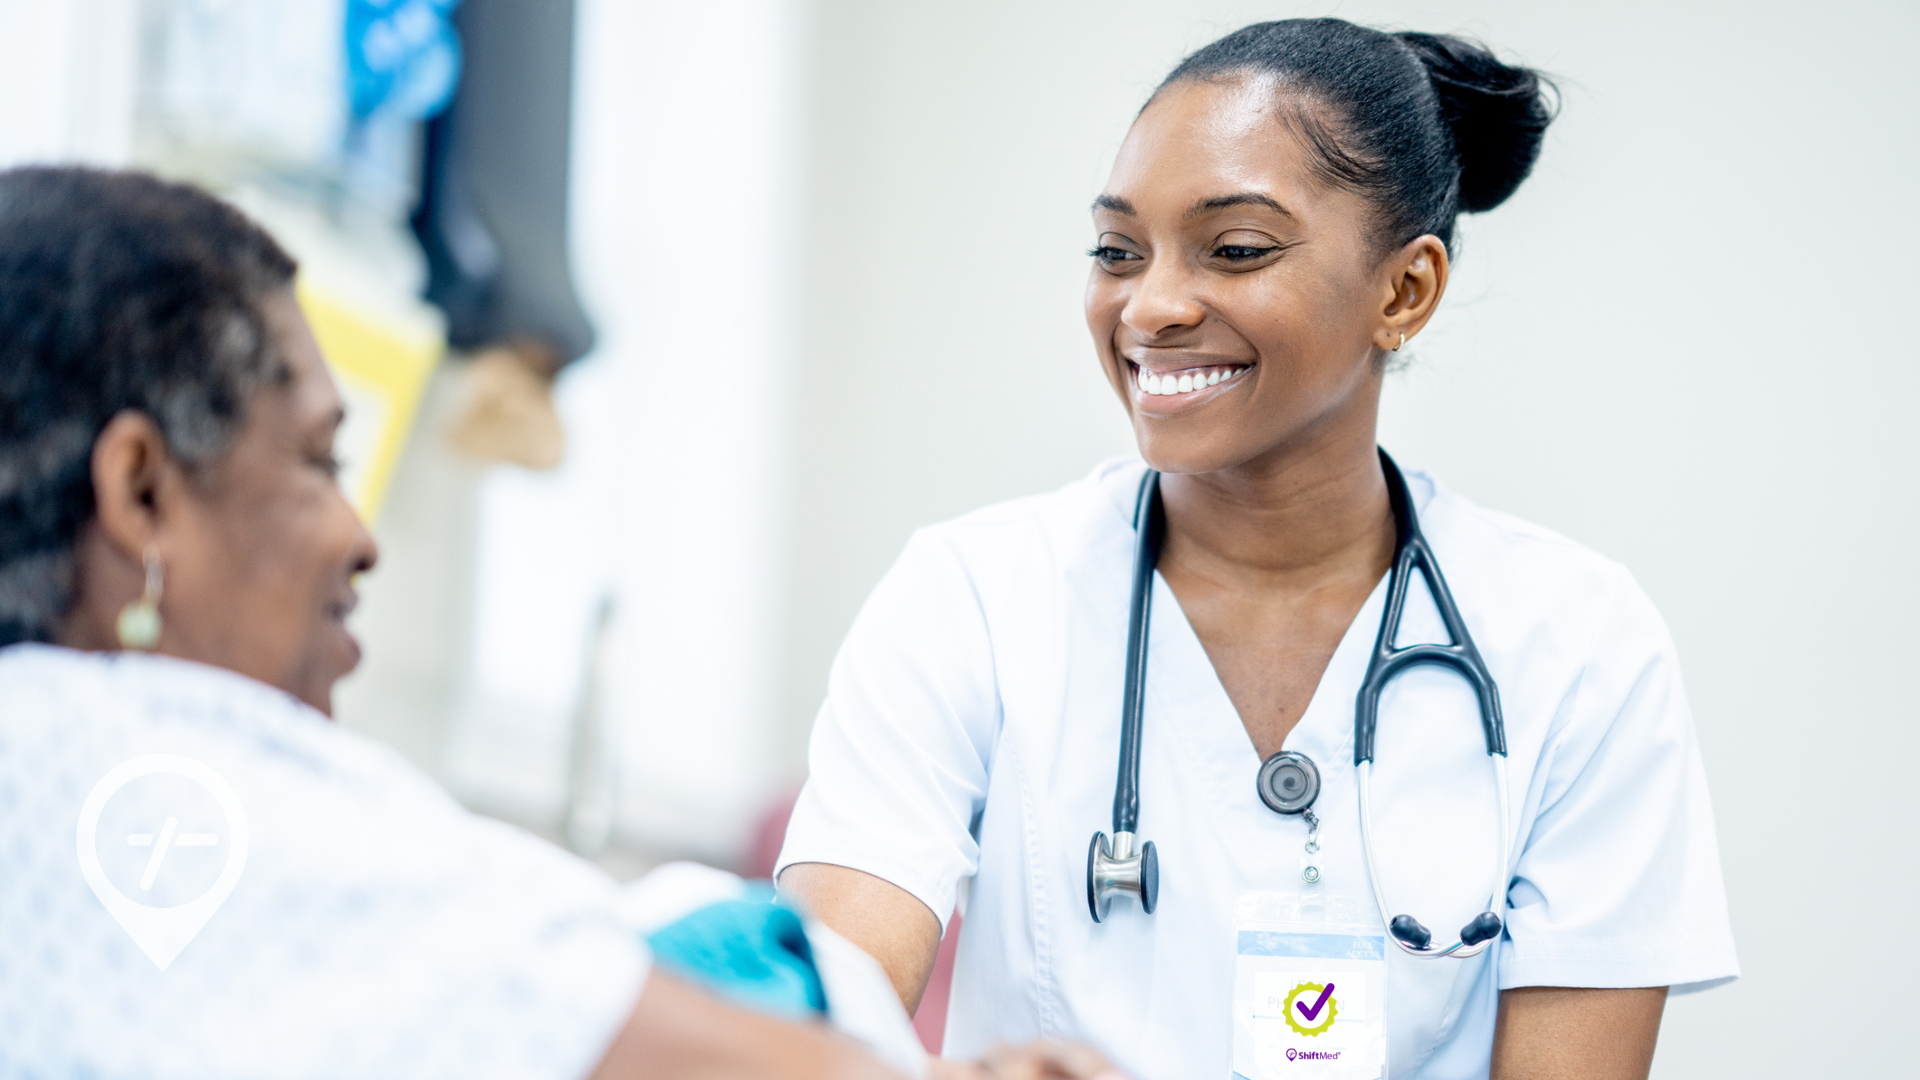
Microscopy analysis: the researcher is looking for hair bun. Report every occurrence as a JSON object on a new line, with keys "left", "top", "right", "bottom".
{"left": 1394, "top": 32, "right": 1556, "bottom": 213}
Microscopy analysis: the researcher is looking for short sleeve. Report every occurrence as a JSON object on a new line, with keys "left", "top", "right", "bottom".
{"left": 776, "top": 529, "right": 1001, "bottom": 933}
{"left": 1499, "top": 572, "right": 1739, "bottom": 993}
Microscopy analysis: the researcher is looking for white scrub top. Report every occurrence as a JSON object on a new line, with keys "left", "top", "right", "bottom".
{"left": 0, "top": 645, "right": 648, "bottom": 1080}
{"left": 778, "top": 458, "right": 1738, "bottom": 1080}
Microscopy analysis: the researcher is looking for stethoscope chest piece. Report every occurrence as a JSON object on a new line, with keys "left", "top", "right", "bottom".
{"left": 1256, "top": 750, "right": 1320, "bottom": 815}
{"left": 1087, "top": 830, "right": 1159, "bottom": 922}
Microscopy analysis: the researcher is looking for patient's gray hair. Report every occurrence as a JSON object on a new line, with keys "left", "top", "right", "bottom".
{"left": 0, "top": 167, "right": 296, "bottom": 645}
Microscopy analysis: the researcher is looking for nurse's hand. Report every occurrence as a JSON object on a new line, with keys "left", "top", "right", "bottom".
{"left": 931, "top": 1041, "right": 1129, "bottom": 1080}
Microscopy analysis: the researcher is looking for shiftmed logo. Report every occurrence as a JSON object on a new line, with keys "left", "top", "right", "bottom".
{"left": 1282, "top": 980, "right": 1339, "bottom": 1038}
{"left": 76, "top": 755, "right": 249, "bottom": 970}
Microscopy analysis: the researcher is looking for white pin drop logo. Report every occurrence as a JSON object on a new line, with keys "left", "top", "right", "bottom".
{"left": 76, "top": 754, "right": 248, "bottom": 971}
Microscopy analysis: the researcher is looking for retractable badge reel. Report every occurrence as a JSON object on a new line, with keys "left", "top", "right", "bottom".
{"left": 1257, "top": 750, "right": 1323, "bottom": 883}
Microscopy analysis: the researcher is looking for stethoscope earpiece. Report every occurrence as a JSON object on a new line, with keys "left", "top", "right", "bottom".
{"left": 1389, "top": 914, "right": 1432, "bottom": 950}
{"left": 1388, "top": 910, "right": 1503, "bottom": 954}
{"left": 1460, "top": 911, "right": 1503, "bottom": 947}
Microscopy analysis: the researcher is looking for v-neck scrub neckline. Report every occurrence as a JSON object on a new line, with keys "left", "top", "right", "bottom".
{"left": 1149, "top": 556, "right": 1390, "bottom": 791}
{"left": 778, "top": 458, "right": 1737, "bottom": 1080}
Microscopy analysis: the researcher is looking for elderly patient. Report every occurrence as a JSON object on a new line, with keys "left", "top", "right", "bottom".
{"left": 0, "top": 168, "right": 1111, "bottom": 1080}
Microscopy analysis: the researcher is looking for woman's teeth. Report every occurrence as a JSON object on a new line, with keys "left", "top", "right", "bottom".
{"left": 1135, "top": 365, "right": 1248, "bottom": 396}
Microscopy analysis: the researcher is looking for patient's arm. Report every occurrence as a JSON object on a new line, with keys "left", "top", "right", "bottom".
{"left": 779, "top": 866, "right": 1122, "bottom": 1079}
{"left": 778, "top": 862, "right": 944, "bottom": 1014}
{"left": 591, "top": 970, "right": 904, "bottom": 1079}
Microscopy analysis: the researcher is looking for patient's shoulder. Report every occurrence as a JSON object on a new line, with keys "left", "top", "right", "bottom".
{"left": 0, "top": 643, "right": 647, "bottom": 1079}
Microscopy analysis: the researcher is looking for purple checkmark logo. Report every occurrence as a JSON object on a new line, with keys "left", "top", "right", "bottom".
{"left": 1296, "top": 982, "right": 1335, "bottom": 1021}
{"left": 1282, "top": 979, "right": 1341, "bottom": 1036}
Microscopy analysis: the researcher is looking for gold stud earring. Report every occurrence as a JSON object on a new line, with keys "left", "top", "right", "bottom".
{"left": 1392, "top": 333, "right": 1406, "bottom": 353}
{"left": 116, "top": 544, "right": 163, "bottom": 651}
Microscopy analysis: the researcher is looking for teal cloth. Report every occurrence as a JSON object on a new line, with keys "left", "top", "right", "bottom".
{"left": 644, "top": 896, "right": 829, "bottom": 1020}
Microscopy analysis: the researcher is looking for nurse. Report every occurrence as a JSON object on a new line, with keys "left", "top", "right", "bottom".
{"left": 778, "top": 17, "right": 1737, "bottom": 1080}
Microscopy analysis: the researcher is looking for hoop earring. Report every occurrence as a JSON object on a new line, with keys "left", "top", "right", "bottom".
{"left": 1391, "top": 333, "right": 1406, "bottom": 353}
{"left": 116, "top": 544, "right": 164, "bottom": 651}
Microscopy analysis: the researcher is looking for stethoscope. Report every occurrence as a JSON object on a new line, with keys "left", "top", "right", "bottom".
{"left": 1086, "top": 450, "right": 1513, "bottom": 959}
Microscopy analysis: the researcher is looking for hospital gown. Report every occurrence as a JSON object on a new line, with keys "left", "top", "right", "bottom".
{"left": 0, "top": 644, "right": 648, "bottom": 1080}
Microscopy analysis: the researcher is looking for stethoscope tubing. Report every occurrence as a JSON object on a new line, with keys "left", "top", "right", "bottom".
{"left": 1354, "top": 454, "right": 1506, "bottom": 764}
{"left": 1090, "top": 451, "right": 1515, "bottom": 955}
{"left": 1356, "top": 452, "right": 1512, "bottom": 957}
{"left": 1112, "top": 469, "right": 1162, "bottom": 837}
{"left": 1357, "top": 755, "right": 1512, "bottom": 958}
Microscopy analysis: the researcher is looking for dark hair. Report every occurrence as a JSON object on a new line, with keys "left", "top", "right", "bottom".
{"left": 0, "top": 166, "right": 297, "bottom": 646}
{"left": 1156, "top": 18, "right": 1556, "bottom": 252}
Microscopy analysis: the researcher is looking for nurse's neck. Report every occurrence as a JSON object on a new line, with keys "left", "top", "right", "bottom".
{"left": 1156, "top": 428, "right": 1394, "bottom": 751}
{"left": 1158, "top": 431, "right": 1394, "bottom": 589}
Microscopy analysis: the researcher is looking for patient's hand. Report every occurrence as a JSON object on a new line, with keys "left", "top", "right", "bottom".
{"left": 930, "top": 1041, "right": 1128, "bottom": 1080}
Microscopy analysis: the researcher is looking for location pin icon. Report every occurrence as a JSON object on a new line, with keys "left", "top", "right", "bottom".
{"left": 76, "top": 754, "right": 249, "bottom": 971}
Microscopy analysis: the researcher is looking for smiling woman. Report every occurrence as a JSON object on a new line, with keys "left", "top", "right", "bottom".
{"left": 1085, "top": 22, "right": 1552, "bottom": 479}
{"left": 778, "top": 17, "right": 1734, "bottom": 1080}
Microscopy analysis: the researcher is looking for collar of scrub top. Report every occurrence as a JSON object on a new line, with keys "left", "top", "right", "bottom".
{"left": 1087, "top": 450, "right": 1514, "bottom": 961}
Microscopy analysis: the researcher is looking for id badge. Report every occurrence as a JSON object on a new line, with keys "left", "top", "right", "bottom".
{"left": 1230, "top": 891, "right": 1388, "bottom": 1080}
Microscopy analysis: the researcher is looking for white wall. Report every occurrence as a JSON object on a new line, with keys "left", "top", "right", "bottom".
{"left": 0, "top": 0, "right": 138, "bottom": 169}
{"left": 785, "top": 2, "right": 1919, "bottom": 1075}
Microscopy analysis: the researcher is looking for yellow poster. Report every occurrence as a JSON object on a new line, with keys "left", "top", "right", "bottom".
{"left": 298, "top": 283, "right": 442, "bottom": 523}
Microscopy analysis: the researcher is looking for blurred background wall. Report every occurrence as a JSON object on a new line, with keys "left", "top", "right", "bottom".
{"left": 3, "top": 0, "right": 1915, "bottom": 1075}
